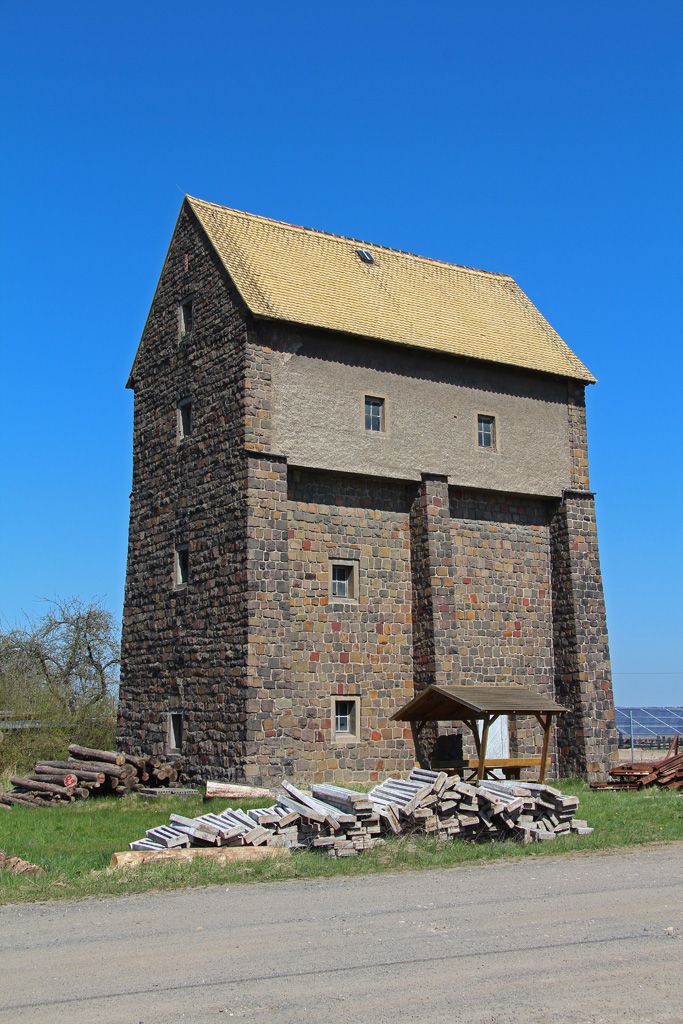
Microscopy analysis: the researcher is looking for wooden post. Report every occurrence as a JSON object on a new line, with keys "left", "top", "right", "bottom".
{"left": 477, "top": 715, "right": 491, "bottom": 780}
{"left": 538, "top": 713, "right": 552, "bottom": 782}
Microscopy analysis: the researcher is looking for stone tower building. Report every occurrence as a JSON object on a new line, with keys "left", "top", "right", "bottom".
{"left": 117, "top": 197, "right": 618, "bottom": 784}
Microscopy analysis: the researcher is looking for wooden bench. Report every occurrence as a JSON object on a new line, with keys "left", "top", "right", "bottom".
{"left": 432, "top": 757, "right": 543, "bottom": 781}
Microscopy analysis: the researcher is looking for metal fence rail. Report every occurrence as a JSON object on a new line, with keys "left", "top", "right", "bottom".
{"left": 0, "top": 718, "right": 116, "bottom": 731}
{"left": 615, "top": 707, "right": 682, "bottom": 763}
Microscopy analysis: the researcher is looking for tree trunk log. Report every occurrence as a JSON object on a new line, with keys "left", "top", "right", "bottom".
{"left": 67, "top": 760, "right": 125, "bottom": 777}
{"left": 37, "top": 760, "right": 83, "bottom": 770}
{"left": 10, "top": 776, "right": 74, "bottom": 796}
{"left": 68, "top": 744, "right": 125, "bottom": 766}
{"left": 35, "top": 763, "right": 105, "bottom": 782}
{"left": 28, "top": 773, "right": 78, "bottom": 787}
{"left": 122, "top": 753, "right": 146, "bottom": 770}
{"left": 1, "top": 793, "right": 52, "bottom": 807}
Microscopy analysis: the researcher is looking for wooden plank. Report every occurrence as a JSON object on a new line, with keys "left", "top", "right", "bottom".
{"left": 281, "top": 781, "right": 345, "bottom": 828}
{"left": 110, "top": 846, "right": 291, "bottom": 869}
{"left": 277, "top": 793, "right": 327, "bottom": 825}
{"left": 433, "top": 757, "right": 543, "bottom": 768}
{"left": 204, "top": 780, "right": 274, "bottom": 800}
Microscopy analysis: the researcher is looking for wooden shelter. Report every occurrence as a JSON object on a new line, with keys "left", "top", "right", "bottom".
{"left": 391, "top": 685, "right": 568, "bottom": 781}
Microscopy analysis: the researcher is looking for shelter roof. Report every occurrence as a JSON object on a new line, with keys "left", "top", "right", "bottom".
{"left": 390, "top": 684, "right": 568, "bottom": 721}
{"left": 186, "top": 196, "right": 595, "bottom": 383}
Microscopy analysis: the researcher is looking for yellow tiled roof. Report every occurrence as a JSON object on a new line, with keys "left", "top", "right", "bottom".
{"left": 187, "top": 197, "right": 595, "bottom": 383}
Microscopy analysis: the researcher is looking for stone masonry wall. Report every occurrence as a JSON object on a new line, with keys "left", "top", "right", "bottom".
{"left": 242, "top": 454, "right": 294, "bottom": 784}
{"left": 118, "top": 203, "right": 251, "bottom": 780}
{"left": 550, "top": 492, "right": 619, "bottom": 779}
{"left": 287, "top": 468, "right": 415, "bottom": 782}
{"left": 409, "top": 475, "right": 453, "bottom": 764}
{"left": 448, "top": 489, "right": 557, "bottom": 770}
{"left": 410, "top": 475, "right": 456, "bottom": 690}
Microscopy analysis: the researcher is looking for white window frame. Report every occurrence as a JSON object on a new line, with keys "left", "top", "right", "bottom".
{"left": 330, "top": 560, "right": 357, "bottom": 602}
{"left": 363, "top": 393, "right": 387, "bottom": 434}
{"left": 331, "top": 695, "right": 361, "bottom": 743}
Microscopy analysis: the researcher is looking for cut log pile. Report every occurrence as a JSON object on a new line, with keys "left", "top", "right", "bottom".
{"left": 0, "top": 745, "right": 183, "bottom": 808}
{"left": 591, "top": 736, "right": 683, "bottom": 792}
{"left": 130, "top": 769, "right": 590, "bottom": 856}
{"left": 0, "top": 849, "right": 44, "bottom": 876}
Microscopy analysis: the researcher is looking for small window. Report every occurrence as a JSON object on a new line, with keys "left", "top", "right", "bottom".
{"left": 180, "top": 299, "right": 194, "bottom": 338}
{"left": 331, "top": 561, "right": 356, "bottom": 600}
{"left": 356, "top": 248, "right": 375, "bottom": 265}
{"left": 477, "top": 414, "right": 496, "bottom": 450}
{"left": 177, "top": 399, "right": 192, "bottom": 441}
{"left": 332, "top": 696, "right": 360, "bottom": 741}
{"left": 167, "top": 712, "right": 183, "bottom": 754}
{"left": 364, "top": 395, "right": 385, "bottom": 432}
{"left": 175, "top": 544, "right": 189, "bottom": 587}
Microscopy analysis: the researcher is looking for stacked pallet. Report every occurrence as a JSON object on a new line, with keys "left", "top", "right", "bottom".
{"left": 368, "top": 771, "right": 589, "bottom": 843}
{"left": 591, "top": 738, "right": 683, "bottom": 792}
{"left": 130, "top": 778, "right": 385, "bottom": 857}
{"left": 128, "top": 769, "right": 590, "bottom": 855}
{"left": 0, "top": 745, "right": 183, "bottom": 808}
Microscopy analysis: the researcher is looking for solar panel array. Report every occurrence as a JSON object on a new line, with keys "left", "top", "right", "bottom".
{"left": 615, "top": 707, "right": 683, "bottom": 737}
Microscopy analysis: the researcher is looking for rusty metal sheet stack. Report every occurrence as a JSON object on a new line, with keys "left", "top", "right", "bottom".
{"left": 591, "top": 737, "right": 683, "bottom": 792}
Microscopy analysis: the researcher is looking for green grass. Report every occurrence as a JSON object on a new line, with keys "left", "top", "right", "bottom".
{"left": 1, "top": 781, "right": 681, "bottom": 904}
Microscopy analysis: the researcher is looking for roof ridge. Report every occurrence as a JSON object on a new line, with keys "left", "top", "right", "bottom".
{"left": 185, "top": 196, "right": 512, "bottom": 282}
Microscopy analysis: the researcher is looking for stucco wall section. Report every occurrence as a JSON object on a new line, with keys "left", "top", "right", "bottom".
{"left": 266, "top": 325, "right": 572, "bottom": 497}
{"left": 568, "top": 382, "right": 590, "bottom": 490}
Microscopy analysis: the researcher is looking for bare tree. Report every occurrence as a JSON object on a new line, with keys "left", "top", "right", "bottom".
{"left": 0, "top": 597, "right": 120, "bottom": 719}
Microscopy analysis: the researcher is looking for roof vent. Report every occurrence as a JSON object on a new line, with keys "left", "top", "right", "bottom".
{"left": 355, "top": 248, "right": 375, "bottom": 265}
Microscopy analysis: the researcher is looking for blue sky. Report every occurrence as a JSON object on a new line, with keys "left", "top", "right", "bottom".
{"left": 1, "top": 2, "right": 681, "bottom": 705}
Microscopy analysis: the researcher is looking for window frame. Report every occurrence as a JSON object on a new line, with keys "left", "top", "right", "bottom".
{"left": 477, "top": 413, "right": 497, "bottom": 451}
{"left": 175, "top": 543, "right": 190, "bottom": 588}
{"left": 329, "top": 560, "right": 358, "bottom": 603}
{"left": 363, "top": 393, "right": 387, "bottom": 434}
{"left": 179, "top": 298, "right": 194, "bottom": 342}
{"left": 331, "top": 695, "right": 361, "bottom": 743}
{"left": 167, "top": 711, "right": 183, "bottom": 755}
{"left": 177, "top": 398, "right": 193, "bottom": 443}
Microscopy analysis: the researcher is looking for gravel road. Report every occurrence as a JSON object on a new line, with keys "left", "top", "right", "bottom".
{"left": 1, "top": 844, "right": 681, "bottom": 1024}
